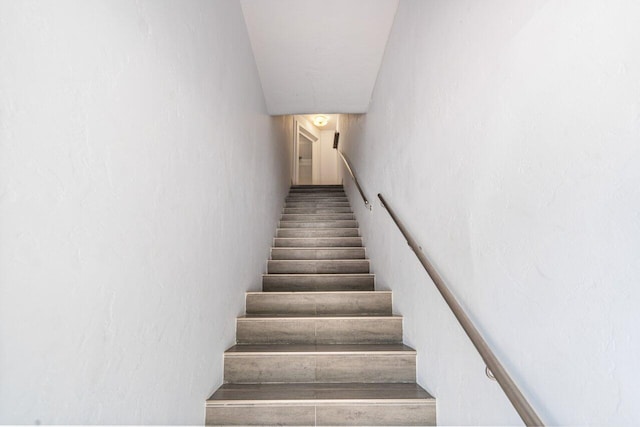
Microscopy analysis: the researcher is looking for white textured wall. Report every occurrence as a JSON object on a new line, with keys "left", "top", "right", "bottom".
{"left": 319, "top": 130, "right": 339, "bottom": 185}
{"left": 0, "top": 1, "right": 290, "bottom": 424}
{"left": 339, "top": 1, "right": 640, "bottom": 425}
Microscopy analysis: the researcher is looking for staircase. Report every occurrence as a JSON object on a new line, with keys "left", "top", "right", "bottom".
{"left": 206, "top": 185, "right": 436, "bottom": 426}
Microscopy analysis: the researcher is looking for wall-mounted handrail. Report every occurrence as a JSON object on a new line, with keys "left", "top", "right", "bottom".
{"left": 337, "top": 151, "right": 371, "bottom": 210}
{"left": 377, "top": 193, "right": 544, "bottom": 427}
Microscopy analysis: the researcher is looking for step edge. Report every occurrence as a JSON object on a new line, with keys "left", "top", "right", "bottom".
{"left": 273, "top": 237, "right": 362, "bottom": 240}
{"left": 267, "top": 259, "right": 370, "bottom": 263}
{"left": 280, "top": 214, "right": 355, "bottom": 217}
{"left": 206, "top": 398, "right": 435, "bottom": 407}
{"left": 274, "top": 229, "right": 362, "bottom": 232}
{"left": 237, "top": 315, "right": 401, "bottom": 320}
{"left": 224, "top": 352, "right": 416, "bottom": 358}
{"left": 262, "top": 273, "right": 375, "bottom": 277}
{"left": 279, "top": 221, "right": 357, "bottom": 223}
{"left": 224, "top": 350, "right": 415, "bottom": 356}
{"left": 272, "top": 247, "right": 365, "bottom": 250}
{"left": 246, "top": 291, "right": 391, "bottom": 295}
{"left": 280, "top": 215, "right": 353, "bottom": 216}
{"left": 271, "top": 247, "right": 365, "bottom": 250}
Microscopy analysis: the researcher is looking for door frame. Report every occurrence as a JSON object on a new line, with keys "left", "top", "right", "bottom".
{"left": 293, "top": 118, "right": 319, "bottom": 185}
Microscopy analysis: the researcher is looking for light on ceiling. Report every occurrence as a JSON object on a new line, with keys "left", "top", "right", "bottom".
{"left": 313, "top": 115, "right": 329, "bottom": 127}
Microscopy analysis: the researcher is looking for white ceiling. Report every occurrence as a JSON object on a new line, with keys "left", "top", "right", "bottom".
{"left": 241, "top": 0, "right": 399, "bottom": 115}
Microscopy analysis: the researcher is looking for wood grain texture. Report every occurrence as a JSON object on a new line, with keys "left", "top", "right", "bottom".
{"left": 236, "top": 317, "right": 402, "bottom": 344}
{"left": 207, "top": 186, "right": 437, "bottom": 425}
{"left": 246, "top": 291, "right": 391, "bottom": 316}
{"left": 206, "top": 406, "right": 314, "bottom": 426}
{"left": 267, "top": 259, "right": 369, "bottom": 274}
{"left": 224, "top": 353, "right": 415, "bottom": 384}
{"left": 276, "top": 228, "right": 360, "bottom": 237}
{"left": 262, "top": 273, "right": 375, "bottom": 292}
{"left": 278, "top": 220, "right": 358, "bottom": 229}
{"left": 274, "top": 237, "right": 363, "bottom": 247}
{"left": 271, "top": 247, "right": 366, "bottom": 260}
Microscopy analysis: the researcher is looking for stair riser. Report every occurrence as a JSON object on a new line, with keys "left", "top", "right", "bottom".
{"left": 315, "top": 404, "right": 435, "bottom": 426}
{"left": 281, "top": 214, "right": 355, "bottom": 221}
{"left": 274, "top": 237, "right": 363, "bottom": 247}
{"left": 271, "top": 248, "right": 365, "bottom": 260}
{"left": 276, "top": 229, "right": 359, "bottom": 238}
{"left": 224, "top": 354, "right": 415, "bottom": 384}
{"left": 236, "top": 318, "right": 401, "bottom": 344}
{"left": 290, "top": 186, "right": 345, "bottom": 190}
{"left": 290, "top": 187, "right": 345, "bottom": 190}
{"left": 285, "top": 200, "right": 350, "bottom": 205}
{"left": 284, "top": 207, "right": 353, "bottom": 214}
{"left": 286, "top": 197, "right": 349, "bottom": 202}
{"left": 268, "top": 260, "right": 369, "bottom": 274}
{"left": 291, "top": 184, "right": 344, "bottom": 187}
{"left": 289, "top": 189, "right": 346, "bottom": 192}
{"left": 206, "top": 404, "right": 434, "bottom": 426}
{"left": 207, "top": 406, "right": 311, "bottom": 426}
{"left": 290, "top": 189, "right": 344, "bottom": 192}
{"left": 288, "top": 191, "right": 346, "bottom": 194}
{"left": 279, "top": 221, "right": 358, "bottom": 228}
{"left": 262, "top": 275, "right": 374, "bottom": 292}
{"left": 246, "top": 292, "right": 392, "bottom": 316}
{"left": 286, "top": 199, "right": 348, "bottom": 203}
{"left": 285, "top": 202, "right": 351, "bottom": 208}
{"left": 288, "top": 191, "right": 347, "bottom": 196}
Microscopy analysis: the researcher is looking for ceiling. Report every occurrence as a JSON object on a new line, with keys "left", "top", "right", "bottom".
{"left": 240, "top": 0, "right": 399, "bottom": 115}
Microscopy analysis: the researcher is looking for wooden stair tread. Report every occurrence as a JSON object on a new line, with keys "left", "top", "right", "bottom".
{"left": 207, "top": 186, "right": 436, "bottom": 425}
{"left": 246, "top": 290, "right": 390, "bottom": 295}
{"left": 208, "top": 382, "right": 434, "bottom": 405}
{"left": 225, "top": 343, "right": 415, "bottom": 354}
{"left": 238, "top": 314, "right": 400, "bottom": 319}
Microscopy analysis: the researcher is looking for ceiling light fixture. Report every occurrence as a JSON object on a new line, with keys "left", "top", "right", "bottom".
{"left": 313, "top": 115, "right": 329, "bottom": 127}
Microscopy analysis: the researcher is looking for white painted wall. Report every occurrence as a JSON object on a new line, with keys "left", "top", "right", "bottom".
{"left": 0, "top": 1, "right": 290, "bottom": 424}
{"left": 319, "top": 130, "right": 340, "bottom": 185}
{"left": 282, "top": 115, "right": 295, "bottom": 187}
{"left": 339, "top": 1, "right": 640, "bottom": 425}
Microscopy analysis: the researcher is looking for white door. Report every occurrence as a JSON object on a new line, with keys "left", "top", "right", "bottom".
{"left": 293, "top": 120, "right": 319, "bottom": 185}
{"left": 297, "top": 133, "right": 313, "bottom": 185}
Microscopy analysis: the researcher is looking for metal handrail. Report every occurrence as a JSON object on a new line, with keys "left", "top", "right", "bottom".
{"left": 338, "top": 151, "right": 371, "bottom": 210}
{"left": 377, "top": 193, "right": 544, "bottom": 427}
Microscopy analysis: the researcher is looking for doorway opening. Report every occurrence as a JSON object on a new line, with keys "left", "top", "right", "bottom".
{"left": 292, "top": 115, "right": 341, "bottom": 185}
{"left": 293, "top": 123, "right": 318, "bottom": 185}
{"left": 297, "top": 133, "right": 314, "bottom": 185}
